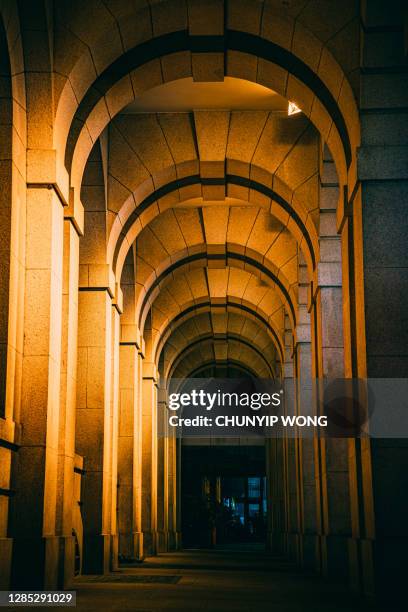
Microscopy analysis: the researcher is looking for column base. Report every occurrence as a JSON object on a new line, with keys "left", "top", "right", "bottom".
{"left": 0, "top": 538, "right": 13, "bottom": 589}
{"left": 157, "top": 530, "right": 168, "bottom": 553}
{"left": 133, "top": 532, "right": 144, "bottom": 560}
{"left": 142, "top": 531, "right": 158, "bottom": 556}
{"left": 58, "top": 535, "right": 76, "bottom": 588}
{"left": 110, "top": 534, "right": 119, "bottom": 571}
{"left": 299, "top": 534, "right": 320, "bottom": 572}
{"left": 82, "top": 534, "right": 111, "bottom": 575}
{"left": 118, "top": 532, "right": 144, "bottom": 562}
{"left": 320, "top": 535, "right": 349, "bottom": 582}
{"left": 266, "top": 531, "right": 285, "bottom": 556}
{"left": 286, "top": 533, "right": 300, "bottom": 562}
{"left": 11, "top": 536, "right": 60, "bottom": 589}
{"left": 363, "top": 536, "right": 407, "bottom": 603}
{"left": 167, "top": 531, "right": 177, "bottom": 551}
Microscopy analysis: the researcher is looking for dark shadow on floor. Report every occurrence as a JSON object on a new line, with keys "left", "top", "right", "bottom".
{"left": 74, "top": 548, "right": 387, "bottom": 612}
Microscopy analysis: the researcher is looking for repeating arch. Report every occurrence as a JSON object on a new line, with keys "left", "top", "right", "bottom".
{"left": 180, "top": 361, "right": 257, "bottom": 380}
{"left": 169, "top": 338, "right": 271, "bottom": 380}
{"left": 159, "top": 310, "right": 277, "bottom": 379}
{"left": 111, "top": 171, "right": 319, "bottom": 282}
{"left": 165, "top": 333, "right": 275, "bottom": 380}
{"left": 137, "top": 246, "right": 296, "bottom": 331}
{"left": 54, "top": 2, "right": 359, "bottom": 193}
{"left": 153, "top": 301, "right": 285, "bottom": 367}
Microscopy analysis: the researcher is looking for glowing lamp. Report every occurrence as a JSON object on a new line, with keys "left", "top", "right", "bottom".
{"left": 288, "top": 101, "right": 302, "bottom": 116}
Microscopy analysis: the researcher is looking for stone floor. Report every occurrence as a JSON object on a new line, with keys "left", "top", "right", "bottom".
{"left": 73, "top": 546, "right": 387, "bottom": 611}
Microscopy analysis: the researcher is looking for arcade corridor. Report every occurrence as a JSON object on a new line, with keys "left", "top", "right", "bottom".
{"left": 0, "top": 0, "right": 407, "bottom": 608}
{"left": 74, "top": 549, "right": 380, "bottom": 611}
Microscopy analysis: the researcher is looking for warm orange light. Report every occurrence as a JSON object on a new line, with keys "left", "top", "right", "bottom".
{"left": 288, "top": 101, "right": 302, "bottom": 116}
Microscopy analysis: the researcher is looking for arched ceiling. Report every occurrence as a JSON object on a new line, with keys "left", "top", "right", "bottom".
{"left": 107, "top": 109, "right": 320, "bottom": 276}
{"left": 133, "top": 205, "right": 298, "bottom": 320}
{"left": 52, "top": 0, "right": 360, "bottom": 195}
{"left": 159, "top": 310, "right": 277, "bottom": 380}
{"left": 67, "top": 0, "right": 359, "bottom": 383}
{"left": 154, "top": 301, "right": 285, "bottom": 365}
{"left": 122, "top": 76, "right": 288, "bottom": 113}
{"left": 171, "top": 338, "right": 272, "bottom": 380}
{"left": 143, "top": 264, "right": 286, "bottom": 358}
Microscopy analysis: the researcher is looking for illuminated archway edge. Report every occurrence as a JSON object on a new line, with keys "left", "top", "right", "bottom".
{"left": 155, "top": 302, "right": 283, "bottom": 369}
{"left": 169, "top": 361, "right": 261, "bottom": 392}
{"left": 168, "top": 337, "right": 272, "bottom": 382}
{"left": 165, "top": 333, "right": 275, "bottom": 381}
{"left": 112, "top": 174, "right": 318, "bottom": 283}
{"left": 151, "top": 300, "right": 285, "bottom": 368}
{"left": 138, "top": 250, "right": 295, "bottom": 334}
{"left": 61, "top": 26, "right": 359, "bottom": 196}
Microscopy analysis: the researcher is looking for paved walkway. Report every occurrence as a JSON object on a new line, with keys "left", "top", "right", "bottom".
{"left": 74, "top": 547, "right": 383, "bottom": 611}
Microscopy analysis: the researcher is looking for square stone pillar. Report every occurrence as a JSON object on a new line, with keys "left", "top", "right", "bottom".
{"left": 76, "top": 287, "right": 113, "bottom": 574}
{"left": 109, "top": 302, "right": 121, "bottom": 571}
{"left": 294, "top": 258, "right": 319, "bottom": 572}
{"left": 265, "top": 436, "right": 285, "bottom": 555}
{"left": 167, "top": 427, "right": 178, "bottom": 550}
{"left": 157, "top": 386, "right": 169, "bottom": 552}
{"left": 354, "top": 6, "right": 408, "bottom": 598}
{"left": 282, "top": 315, "right": 299, "bottom": 561}
{"left": 117, "top": 322, "right": 143, "bottom": 560}
{"left": 310, "top": 149, "right": 351, "bottom": 583}
{"left": 141, "top": 361, "right": 158, "bottom": 556}
{"left": 55, "top": 217, "right": 81, "bottom": 588}
{"left": 10, "top": 185, "right": 64, "bottom": 589}
{"left": 175, "top": 437, "right": 182, "bottom": 549}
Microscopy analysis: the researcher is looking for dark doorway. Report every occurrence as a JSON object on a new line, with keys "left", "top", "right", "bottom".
{"left": 181, "top": 445, "right": 266, "bottom": 549}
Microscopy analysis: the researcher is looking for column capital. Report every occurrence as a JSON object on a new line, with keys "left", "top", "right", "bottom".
{"left": 26, "top": 149, "right": 70, "bottom": 207}
{"left": 64, "top": 187, "right": 84, "bottom": 236}
{"left": 157, "top": 387, "right": 167, "bottom": 405}
{"left": 143, "top": 361, "right": 157, "bottom": 383}
{"left": 317, "top": 262, "right": 342, "bottom": 288}
{"left": 138, "top": 337, "right": 146, "bottom": 359}
{"left": 296, "top": 324, "right": 311, "bottom": 344}
{"left": 113, "top": 285, "right": 123, "bottom": 315}
{"left": 120, "top": 324, "right": 142, "bottom": 349}
{"left": 78, "top": 264, "right": 116, "bottom": 297}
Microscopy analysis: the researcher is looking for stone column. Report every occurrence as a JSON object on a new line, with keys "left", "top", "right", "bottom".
{"left": 76, "top": 284, "right": 113, "bottom": 574}
{"left": 109, "top": 299, "right": 121, "bottom": 571}
{"left": 282, "top": 314, "right": 299, "bottom": 561}
{"left": 265, "top": 436, "right": 285, "bottom": 554}
{"left": 75, "top": 139, "right": 116, "bottom": 573}
{"left": 295, "top": 256, "right": 318, "bottom": 571}
{"left": 310, "top": 146, "right": 351, "bottom": 581}
{"left": 157, "top": 385, "right": 169, "bottom": 552}
{"left": 167, "top": 425, "right": 177, "bottom": 550}
{"left": 55, "top": 210, "right": 82, "bottom": 587}
{"left": 141, "top": 361, "right": 158, "bottom": 556}
{"left": 0, "top": 25, "right": 26, "bottom": 586}
{"left": 117, "top": 338, "right": 144, "bottom": 560}
{"left": 176, "top": 437, "right": 182, "bottom": 549}
{"left": 353, "top": 3, "right": 408, "bottom": 600}
{"left": 117, "top": 257, "right": 144, "bottom": 560}
{"left": 10, "top": 182, "right": 65, "bottom": 588}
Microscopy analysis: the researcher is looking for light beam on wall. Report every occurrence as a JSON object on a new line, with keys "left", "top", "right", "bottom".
{"left": 288, "top": 101, "right": 302, "bottom": 116}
